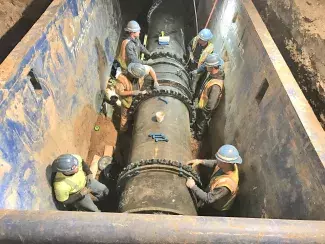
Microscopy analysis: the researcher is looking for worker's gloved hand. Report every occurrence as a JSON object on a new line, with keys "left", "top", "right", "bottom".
{"left": 186, "top": 177, "right": 196, "bottom": 189}
{"left": 145, "top": 52, "right": 151, "bottom": 58}
{"left": 190, "top": 70, "right": 198, "bottom": 78}
{"left": 144, "top": 59, "right": 154, "bottom": 65}
{"left": 133, "top": 90, "right": 142, "bottom": 96}
{"left": 190, "top": 69, "right": 197, "bottom": 76}
{"left": 189, "top": 52, "right": 194, "bottom": 62}
{"left": 86, "top": 174, "right": 93, "bottom": 184}
{"left": 153, "top": 82, "right": 159, "bottom": 90}
{"left": 141, "top": 90, "right": 147, "bottom": 95}
{"left": 80, "top": 187, "right": 91, "bottom": 196}
{"left": 185, "top": 159, "right": 203, "bottom": 168}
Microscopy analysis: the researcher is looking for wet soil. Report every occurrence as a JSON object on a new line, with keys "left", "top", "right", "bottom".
{"left": 86, "top": 115, "right": 118, "bottom": 164}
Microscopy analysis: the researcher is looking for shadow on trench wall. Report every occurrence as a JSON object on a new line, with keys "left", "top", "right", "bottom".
{"left": 0, "top": 0, "right": 52, "bottom": 63}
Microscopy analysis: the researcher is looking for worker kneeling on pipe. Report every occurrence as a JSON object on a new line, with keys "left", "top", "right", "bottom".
{"left": 187, "top": 28, "right": 214, "bottom": 71}
{"left": 52, "top": 154, "right": 109, "bottom": 212}
{"left": 186, "top": 145, "right": 242, "bottom": 216}
{"left": 115, "top": 63, "right": 159, "bottom": 132}
{"left": 193, "top": 53, "right": 224, "bottom": 141}
{"left": 117, "top": 20, "right": 151, "bottom": 70}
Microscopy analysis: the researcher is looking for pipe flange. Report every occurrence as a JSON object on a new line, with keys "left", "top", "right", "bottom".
{"left": 117, "top": 158, "right": 202, "bottom": 186}
{"left": 129, "top": 89, "right": 196, "bottom": 125}
{"left": 151, "top": 51, "right": 185, "bottom": 65}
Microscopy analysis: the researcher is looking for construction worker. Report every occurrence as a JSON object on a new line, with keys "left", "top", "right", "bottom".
{"left": 52, "top": 154, "right": 109, "bottom": 212}
{"left": 194, "top": 53, "right": 225, "bottom": 140}
{"left": 187, "top": 28, "right": 214, "bottom": 71}
{"left": 185, "top": 144, "right": 242, "bottom": 216}
{"left": 115, "top": 62, "right": 159, "bottom": 132}
{"left": 117, "top": 20, "right": 151, "bottom": 70}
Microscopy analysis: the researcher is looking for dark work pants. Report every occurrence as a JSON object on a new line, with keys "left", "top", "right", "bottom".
{"left": 195, "top": 108, "right": 211, "bottom": 139}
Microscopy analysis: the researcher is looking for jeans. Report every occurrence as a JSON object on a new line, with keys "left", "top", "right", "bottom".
{"left": 74, "top": 179, "right": 109, "bottom": 212}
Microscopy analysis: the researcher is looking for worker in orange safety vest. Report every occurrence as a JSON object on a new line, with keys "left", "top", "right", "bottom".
{"left": 187, "top": 28, "right": 214, "bottom": 71}
{"left": 117, "top": 20, "right": 151, "bottom": 71}
{"left": 193, "top": 53, "right": 225, "bottom": 141}
{"left": 115, "top": 63, "right": 159, "bottom": 132}
{"left": 185, "top": 144, "right": 242, "bottom": 216}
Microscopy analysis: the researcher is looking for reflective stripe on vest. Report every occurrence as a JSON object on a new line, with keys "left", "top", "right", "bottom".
{"left": 117, "top": 74, "right": 133, "bottom": 108}
{"left": 209, "top": 164, "right": 239, "bottom": 211}
{"left": 198, "top": 78, "right": 224, "bottom": 109}
{"left": 53, "top": 155, "right": 87, "bottom": 202}
{"left": 191, "top": 36, "right": 214, "bottom": 68}
{"left": 117, "top": 39, "right": 130, "bottom": 70}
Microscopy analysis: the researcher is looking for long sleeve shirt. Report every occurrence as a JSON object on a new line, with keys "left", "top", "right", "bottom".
{"left": 125, "top": 37, "right": 150, "bottom": 65}
{"left": 191, "top": 159, "right": 230, "bottom": 204}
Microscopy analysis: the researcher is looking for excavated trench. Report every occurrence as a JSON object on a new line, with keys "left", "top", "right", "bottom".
{"left": 0, "top": 0, "right": 325, "bottom": 242}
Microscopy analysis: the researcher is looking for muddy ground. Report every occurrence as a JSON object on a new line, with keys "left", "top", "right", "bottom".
{"left": 86, "top": 115, "right": 118, "bottom": 164}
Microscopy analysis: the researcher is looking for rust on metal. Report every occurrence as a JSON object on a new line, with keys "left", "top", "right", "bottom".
{"left": 0, "top": 210, "right": 324, "bottom": 243}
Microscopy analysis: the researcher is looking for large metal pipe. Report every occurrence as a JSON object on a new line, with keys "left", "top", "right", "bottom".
{"left": 1, "top": 210, "right": 325, "bottom": 243}
{"left": 117, "top": 0, "right": 198, "bottom": 215}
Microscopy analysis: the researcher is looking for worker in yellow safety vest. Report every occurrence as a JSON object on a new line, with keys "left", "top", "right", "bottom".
{"left": 115, "top": 63, "right": 159, "bottom": 132}
{"left": 193, "top": 53, "right": 225, "bottom": 141}
{"left": 187, "top": 28, "right": 214, "bottom": 71}
{"left": 52, "top": 154, "right": 109, "bottom": 212}
{"left": 117, "top": 20, "right": 151, "bottom": 70}
{"left": 185, "top": 144, "right": 242, "bottom": 216}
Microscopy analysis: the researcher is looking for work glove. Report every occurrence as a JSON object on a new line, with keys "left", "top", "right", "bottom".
{"left": 80, "top": 187, "right": 92, "bottom": 196}
{"left": 190, "top": 70, "right": 198, "bottom": 76}
{"left": 134, "top": 90, "right": 147, "bottom": 96}
{"left": 185, "top": 159, "right": 203, "bottom": 168}
{"left": 144, "top": 59, "right": 154, "bottom": 65}
{"left": 141, "top": 90, "right": 147, "bottom": 95}
{"left": 153, "top": 82, "right": 159, "bottom": 90}
{"left": 133, "top": 90, "right": 141, "bottom": 96}
{"left": 86, "top": 174, "right": 93, "bottom": 184}
{"left": 189, "top": 52, "right": 194, "bottom": 62}
{"left": 144, "top": 52, "right": 151, "bottom": 58}
{"left": 186, "top": 177, "right": 196, "bottom": 189}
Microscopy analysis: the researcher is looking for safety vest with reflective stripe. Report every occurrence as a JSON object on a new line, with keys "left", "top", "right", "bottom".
{"left": 198, "top": 78, "right": 224, "bottom": 109}
{"left": 116, "top": 74, "right": 133, "bottom": 108}
{"left": 53, "top": 155, "right": 86, "bottom": 202}
{"left": 209, "top": 164, "right": 239, "bottom": 211}
{"left": 117, "top": 39, "right": 130, "bottom": 70}
{"left": 191, "top": 36, "right": 214, "bottom": 68}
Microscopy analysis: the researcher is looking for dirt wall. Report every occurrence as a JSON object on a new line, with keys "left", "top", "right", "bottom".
{"left": 0, "top": 0, "right": 52, "bottom": 63}
{"left": 252, "top": 0, "right": 325, "bottom": 128}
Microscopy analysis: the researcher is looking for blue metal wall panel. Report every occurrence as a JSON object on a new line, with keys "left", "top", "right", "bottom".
{"left": 0, "top": 0, "right": 121, "bottom": 210}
